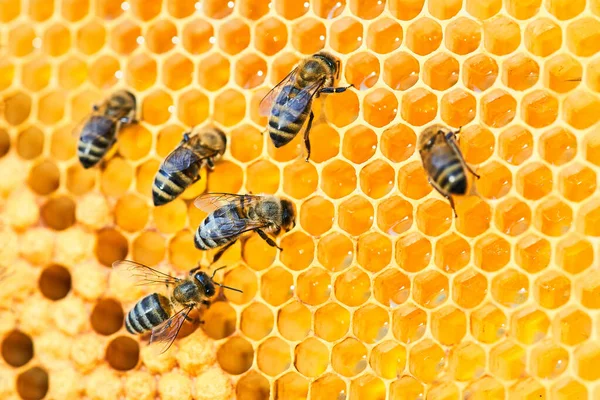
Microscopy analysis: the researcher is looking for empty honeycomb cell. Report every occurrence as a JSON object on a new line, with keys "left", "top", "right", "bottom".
{"left": 471, "top": 303, "right": 507, "bottom": 344}
{"left": 416, "top": 199, "right": 452, "bottom": 237}
{"left": 534, "top": 197, "right": 573, "bottom": 237}
{"left": 4, "top": 92, "right": 32, "bottom": 126}
{"left": 440, "top": 89, "right": 477, "bottom": 128}
{"left": 95, "top": 228, "right": 128, "bottom": 267}
{"left": 413, "top": 270, "right": 449, "bottom": 309}
{"left": 66, "top": 164, "right": 95, "bottom": 195}
{"left": 331, "top": 338, "right": 368, "bottom": 377}
{"left": 423, "top": 53, "right": 459, "bottom": 91}
{"left": 115, "top": 194, "right": 149, "bottom": 233}
{"left": 43, "top": 23, "right": 71, "bottom": 57}
{"left": 559, "top": 163, "right": 596, "bottom": 203}
{"left": 344, "top": 52, "right": 380, "bottom": 90}
{"left": 241, "top": 302, "right": 273, "bottom": 340}
{"left": 448, "top": 342, "right": 486, "bottom": 381}
{"left": 544, "top": 54, "right": 582, "bottom": 93}
{"left": 90, "top": 298, "right": 123, "bottom": 335}
{"left": 383, "top": 52, "right": 420, "bottom": 91}
{"left": 452, "top": 269, "right": 487, "bottom": 309}
{"left": 401, "top": 87, "right": 438, "bottom": 126}
{"left": 39, "top": 264, "right": 71, "bottom": 300}
{"left": 363, "top": 88, "right": 399, "bottom": 128}
{"left": 214, "top": 89, "right": 246, "bottom": 127}
{"left": 202, "top": 301, "right": 237, "bottom": 340}
{"left": 329, "top": 17, "right": 363, "bottom": 54}
{"left": 577, "top": 199, "right": 600, "bottom": 236}
{"left": 516, "top": 162, "right": 553, "bottom": 200}
{"left": 162, "top": 53, "right": 194, "bottom": 91}
{"left": 366, "top": 18, "right": 403, "bottom": 55}
{"left": 315, "top": 302, "right": 350, "bottom": 342}
{"left": 521, "top": 90, "right": 559, "bottom": 128}
{"left": 475, "top": 161, "right": 512, "bottom": 199}
{"left": 131, "top": 231, "right": 165, "bottom": 266}
{"left": 338, "top": 195, "right": 374, "bottom": 236}
{"left": 294, "top": 338, "right": 329, "bottom": 378}
{"left": 17, "top": 126, "right": 44, "bottom": 160}
{"left": 510, "top": 307, "right": 550, "bottom": 344}
{"left": 22, "top": 58, "right": 52, "bottom": 92}
{"left": 296, "top": 268, "right": 331, "bottom": 306}
{"left": 406, "top": 18, "right": 442, "bottom": 56}
{"left": 463, "top": 54, "right": 499, "bottom": 93}
{"left": 534, "top": 271, "right": 571, "bottom": 310}
{"left": 145, "top": 20, "right": 178, "bottom": 54}
{"left": 223, "top": 266, "right": 258, "bottom": 305}
{"left": 106, "top": 336, "right": 140, "bottom": 371}
{"left": 497, "top": 125, "right": 533, "bottom": 166}
{"left": 2, "top": 330, "right": 34, "bottom": 367}
{"left": 261, "top": 266, "right": 293, "bottom": 306}
{"left": 492, "top": 268, "right": 529, "bottom": 308}
{"left": 125, "top": 54, "right": 157, "bottom": 91}
{"left": 217, "top": 336, "right": 254, "bottom": 375}
{"left": 409, "top": 339, "right": 445, "bottom": 383}
{"left": 431, "top": 306, "right": 467, "bottom": 346}
{"left": 76, "top": 21, "right": 106, "bottom": 55}
{"left": 373, "top": 269, "right": 410, "bottom": 307}
{"left": 490, "top": 341, "right": 526, "bottom": 380}
{"left": 359, "top": 160, "right": 394, "bottom": 199}
{"left": 334, "top": 267, "right": 370, "bottom": 307}
{"left": 290, "top": 18, "right": 326, "bottom": 55}
{"left": 563, "top": 90, "right": 600, "bottom": 130}
{"left": 300, "top": 196, "right": 335, "bottom": 236}
{"left": 395, "top": 232, "right": 432, "bottom": 273}
{"left": 17, "top": 367, "right": 49, "bottom": 400}
{"left": 243, "top": 234, "right": 278, "bottom": 271}
{"left": 502, "top": 53, "right": 540, "bottom": 91}
{"left": 320, "top": 159, "right": 357, "bottom": 198}
{"left": 279, "top": 232, "right": 314, "bottom": 272}
{"left": 234, "top": 53, "right": 267, "bottom": 90}
{"left": 177, "top": 89, "right": 210, "bottom": 127}
{"left": 317, "top": 232, "right": 354, "bottom": 272}
{"left": 551, "top": 378, "right": 588, "bottom": 400}
{"left": 574, "top": 342, "right": 600, "bottom": 380}
{"left": 142, "top": 90, "right": 173, "bottom": 126}
{"left": 556, "top": 235, "right": 594, "bottom": 274}
{"left": 28, "top": 160, "right": 60, "bottom": 195}
{"left": 434, "top": 233, "right": 470, "bottom": 273}
{"left": 553, "top": 307, "right": 591, "bottom": 346}
{"left": 253, "top": 18, "right": 286, "bottom": 56}
{"left": 480, "top": 89, "right": 517, "bottom": 128}
{"left": 0, "top": 130, "right": 9, "bottom": 158}
{"left": 353, "top": 304, "right": 389, "bottom": 343}
{"left": 40, "top": 196, "right": 76, "bottom": 231}
{"left": 567, "top": 17, "right": 600, "bottom": 57}
{"left": 380, "top": 123, "right": 415, "bottom": 163}
{"left": 246, "top": 160, "right": 280, "bottom": 195}
{"left": 377, "top": 196, "right": 413, "bottom": 236}
{"left": 277, "top": 301, "right": 311, "bottom": 341}
{"left": 181, "top": 20, "right": 214, "bottom": 56}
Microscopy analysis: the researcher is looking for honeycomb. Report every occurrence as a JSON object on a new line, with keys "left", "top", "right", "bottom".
{"left": 1, "top": 0, "right": 600, "bottom": 399}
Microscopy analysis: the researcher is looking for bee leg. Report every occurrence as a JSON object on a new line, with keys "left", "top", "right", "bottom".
{"left": 304, "top": 111, "right": 314, "bottom": 162}
{"left": 206, "top": 158, "right": 216, "bottom": 171}
{"left": 255, "top": 229, "right": 283, "bottom": 251}
{"left": 444, "top": 131, "right": 480, "bottom": 179}
{"left": 212, "top": 241, "right": 236, "bottom": 264}
{"left": 202, "top": 300, "right": 211, "bottom": 308}
{"left": 320, "top": 84, "right": 353, "bottom": 94}
{"left": 430, "top": 180, "right": 458, "bottom": 218}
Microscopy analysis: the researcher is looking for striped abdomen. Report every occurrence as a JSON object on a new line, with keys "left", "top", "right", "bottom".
{"left": 152, "top": 166, "right": 197, "bottom": 206}
{"left": 429, "top": 149, "right": 467, "bottom": 195}
{"left": 268, "top": 85, "right": 311, "bottom": 148}
{"left": 77, "top": 116, "right": 116, "bottom": 169}
{"left": 125, "top": 293, "right": 173, "bottom": 335}
{"left": 194, "top": 205, "right": 242, "bottom": 250}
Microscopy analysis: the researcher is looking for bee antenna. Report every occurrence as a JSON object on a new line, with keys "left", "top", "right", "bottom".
{"left": 214, "top": 282, "right": 244, "bottom": 294}
{"left": 210, "top": 265, "right": 227, "bottom": 280}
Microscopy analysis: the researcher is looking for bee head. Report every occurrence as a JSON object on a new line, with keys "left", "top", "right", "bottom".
{"left": 194, "top": 271, "right": 216, "bottom": 297}
{"left": 418, "top": 124, "right": 448, "bottom": 152}
{"left": 314, "top": 51, "right": 340, "bottom": 79}
{"left": 280, "top": 199, "right": 296, "bottom": 231}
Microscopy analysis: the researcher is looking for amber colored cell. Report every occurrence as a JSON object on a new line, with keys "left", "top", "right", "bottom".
{"left": 100, "top": 157, "right": 133, "bottom": 197}
{"left": 269, "top": 52, "right": 299, "bottom": 86}
{"left": 217, "top": 337, "right": 253, "bottom": 375}
{"left": 380, "top": 124, "right": 415, "bottom": 163}
{"left": 117, "top": 124, "right": 152, "bottom": 162}
{"left": 115, "top": 194, "right": 149, "bottom": 233}
{"left": 125, "top": 54, "right": 157, "bottom": 91}
{"left": 440, "top": 89, "right": 476, "bottom": 128}
{"left": 349, "top": 375, "right": 386, "bottom": 400}
{"left": 240, "top": 303, "right": 273, "bottom": 341}
{"left": 359, "top": 160, "right": 394, "bottom": 200}
{"left": 162, "top": 53, "right": 193, "bottom": 91}
{"left": 544, "top": 54, "right": 582, "bottom": 93}
{"left": 88, "top": 55, "right": 120, "bottom": 89}
{"left": 282, "top": 161, "right": 318, "bottom": 201}
{"left": 217, "top": 19, "right": 250, "bottom": 55}
{"left": 296, "top": 268, "right": 331, "bottom": 306}
{"left": 95, "top": 228, "right": 128, "bottom": 267}
{"left": 290, "top": 19, "right": 325, "bottom": 55}
{"left": 168, "top": 230, "right": 202, "bottom": 271}
{"left": 551, "top": 378, "right": 588, "bottom": 400}
{"left": 141, "top": 90, "right": 173, "bottom": 126}
{"left": 553, "top": 307, "right": 591, "bottom": 346}
{"left": 383, "top": 52, "right": 419, "bottom": 91}
{"left": 464, "top": 376, "right": 506, "bottom": 400}
{"left": 331, "top": 338, "right": 368, "bottom": 377}
{"left": 213, "top": 89, "right": 246, "bottom": 127}
{"left": 363, "top": 88, "right": 399, "bottom": 128}
{"left": 447, "top": 342, "right": 486, "bottom": 382}
{"left": 153, "top": 200, "right": 187, "bottom": 235}
{"left": 222, "top": 265, "right": 258, "bottom": 305}
{"left": 4, "top": 92, "right": 32, "bottom": 126}
{"left": 409, "top": 340, "right": 445, "bottom": 383}
{"left": 144, "top": 20, "right": 178, "bottom": 55}
{"left": 392, "top": 304, "right": 426, "bottom": 344}
{"left": 128, "top": 0, "right": 161, "bottom": 20}
{"left": 16, "top": 127, "right": 43, "bottom": 160}
{"left": 314, "top": 303, "right": 350, "bottom": 342}
{"left": 28, "top": 0, "right": 53, "bottom": 21}
{"left": 476, "top": 161, "right": 511, "bottom": 199}
{"left": 556, "top": 235, "right": 594, "bottom": 274}
{"left": 463, "top": 54, "right": 498, "bottom": 92}
{"left": 573, "top": 343, "right": 600, "bottom": 381}
{"left": 497, "top": 125, "right": 533, "bottom": 166}
{"left": 229, "top": 125, "right": 262, "bottom": 163}
{"left": 356, "top": 232, "right": 392, "bottom": 272}
{"left": 577, "top": 199, "right": 600, "bottom": 237}
{"left": 253, "top": 18, "right": 287, "bottom": 56}
{"left": 521, "top": 90, "right": 559, "bottom": 128}
{"left": 8, "top": 24, "right": 36, "bottom": 57}
{"left": 344, "top": 52, "right": 380, "bottom": 90}
{"left": 310, "top": 374, "right": 346, "bottom": 400}
{"left": 320, "top": 160, "right": 356, "bottom": 200}
{"left": 0, "top": 130, "right": 10, "bottom": 158}
{"left": 166, "top": 0, "right": 195, "bottom": 18}
{"left": 338, "top": 196, "right": 374, "bottom": 236}
{"left": 353, "top": 304, "right": 389, "bottom": 343}
{"left": 323, "top": 90, "right": 360, "bottom": 128}
{"left": 294, "top": 338, "right": 329, "bottom": 378}
{"left": 480, "top": 89, "right": 517, "bottom": 127}
{"left": 238, "top": 0, "right": 270, "bottom": 19}
{"left": 465, "top": 0, "right": 501, "bottom": 19}
{"left": 377, "top": 196, "right": 413, "bottom": 236}
{"left": 341, "top": 126, "right": 377, "bottom": 165}
{"left": 300, "top": 196, "right": 334, "bottom": 237}
{"left": 181, "top": 19, "right": 214, "bottom": 55}
{"left": 524, "top": 18, "right": 562, "bottom": 57}
{"left": 534, "top": 271, "right": 571, "bottom": 310}
{"left": 135, "top": 160, "right": 160, "bottom": 199}
{"left": 567, "top": 17, "right": 600, "bottom": 57}
{"left": 317, "top": 232, "right": 354, "bottom": 273}
{"left": 0, "top": 60, "right": 15, "bottom": 91}
{"left": 454, "top": 198, "right": 491, "bottom": 237}
{"left": 444, "top": 17, "right": 480, "bottom": 56}
{"left": 28, "top": 160, "right": 60, "bottom": 196}
{"left": 334, "top": 267, "right": 370, "bottom": 307}
{"left": 329, "top": 17, "right": 362, "bottom": 54}
{"left": 585, "top": 128, "right": 600, "bottom": 166}
{"left": 41, "top": 196, "right": 76, "bottom": 231}
{"left": 483, "top": 15, "right": 521, "bottom": 55}
{"left": 490, "top": 340, "right": 526, "bottom": 381}
{"left": 38, "top": 91, "right": 67, "bottom": 125}
{"left": 413, "top": 270, "right": 449, "bottom": 309}
{"left": 576, "top": 269, "right": 600, "bottom": 308}
{"left": 234, "top": 53, "right": 267, "bottom": 90}
{"left": 260, "top": 267, "right": 293, "bottom": 307}
{"left": 373, "top": 269, "right": 410, "bottom": 307}
{"left": 510, "top": 307, "right": 550, "bottom": 344}
{"left": 243, "top": 234, "right": 277, "bottom": 271}
{"left": 277, "top": 302, "right": 310, "bottom": 342}
{"left": 405, "top": 18, "right": 442, "bottom": 56}
{"left": 369, "top": 342, "right": 406, "bottom": 381}
{"left": 516, "top": 162, "right": 553, "bottom": 200}
{"left": 563, "top": 90, "right": 600, "bottom": 130}
{"left": 471, "top": 303, "right": 507, "bottom": 344}
{"left": 390, "top": 376, "right": 424, "bottom": 400}
{"left": 367, "top": 18, "right": 403, "bottom": 54}
{"left": 401, "top": 88, "right": 438, "bottom": 126}
{"left": 416, "top": 199, "right": 452, "bottom": 237}
{"left": 43, "top": 24, "right": 71, "bottom": 57}
{"left": 0, "top": 0, "right": 20, "bottom": 21}
{"left": 21, "top": 58, "right": 52, "bottom": 92}
{"left": 431, "top": 306, "right": 467, "bottom": 346}
{"left": 453, "top": 269, "right": 487, "bottom": 309}
{"left": 177, "top": 89, "right": 210, "bottom": 127}
{"left": 109, "top": 20, "right": 140, "bottom": 55}
{"left": 501, "top": 53, "right": 539, "bottom": 91}
{"left": 423, "top": 53, "right": 459, "bottom": 91}
{"left": 509, "top": 378, "right": 547, "bottom": 400}
{"left": 585, "top": 57, "right": 600, "bottom": 92}
{"left": 534, "top": 198, "right": 573, "bottom": 237}
{"left": 236, "top": 370, "right": 269, "bottom": 400}
{"left": 434, "top": 233, "right": 470, "bottom": 273}
{"left": 492, "top": 269, "right": 529, "bottom": 308}
{"left": 395, "top": 232, "right": 432, "bottom": 273}
{"left": 131, "top": 231, "right": 165, "bottom": 267}
{"left": 246, "top": 160, "right": 280, "bottom": 195}
{"left": 257, "top": 337, "right": 291, "bottom": 377}
{"left": 201, "top": 0, "right": 235, "bottom": 19}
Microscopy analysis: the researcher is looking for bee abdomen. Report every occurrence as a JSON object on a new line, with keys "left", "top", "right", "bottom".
{"left": 125, "top": 293, "right": 170, "bottom": 335}
{"left": 152, "top": 169, "right": 190, "bottom": 206}
{"left": 77, "top": 140, "right": 109, "bottom": 169}
{"left": 436, "top": 161, "right": 467, "bottom": 195}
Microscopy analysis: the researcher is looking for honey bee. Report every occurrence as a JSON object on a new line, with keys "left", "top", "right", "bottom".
{"left": 76, "top": 90, "right": 137, "bottom": 169}
{"left": 418, "top": 124, "right": 480, "bottom": 217}
{"left": 114, "top": 260, "right": 242, "bottom": 353}
{"left": 194, "top": 193, "right": 296, "bottom": 262}
{"left": 259, "top": 51, "right": 352, "bottom": 161}
{"left": 152, "top": 126, "right": 227, "bottom": 206}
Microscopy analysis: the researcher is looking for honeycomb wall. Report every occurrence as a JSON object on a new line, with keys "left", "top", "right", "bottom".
{"left": 1, "top": 0, "right": 600, "bottom": 399}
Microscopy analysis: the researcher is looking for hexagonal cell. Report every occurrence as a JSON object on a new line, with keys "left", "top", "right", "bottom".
{"left": 296, "top": 268, "right": 331, "bottom": 306}
{"left": 141, "top": 89, "right": 173, "bottom": 126}
{"left": 416, "top": 199, "right": 452, "bottom": 237}
{"left": 131, "top": 230, "right": 165, "bottom": 267}
{"left": 261, "top": 267, "right": 293, "bottom": 307}
{"left": 502, "top": 53, "right": 539, "bottom": 91}
{"left": 166, "top": 0, "right": 196, "bottom": 18}
{"left": 240, "top": 303, "right": 273, "bottom": 341}
{"left": 349, "top": 375, "right": 386, "bottom": 400}
{"left": 474, "top": 233, "right": 510, "bottom": 272}
{"left": 380, "top": 123, "right": 416, "bottom": 163}
{"left": 444, "top": 16, "right": 481, "bottom": 56}
{"left": 395, "top": 232, "right": 432, "bottom": 273}
{"left": 506, "top": 0, "right": 541, "bottom": 19}
{"left": 257, "top": 337, "right": 291, "bottom": 377}
{"left": 294, "top": 338, "right": 329, "bottom": 378}
{"left": 440, "top": 89, "right": 476, "bottom": 128}
{"left": 334, "top": 267, "right": 370, "bottom": 307}
{"left": 338, "top": 196, "right": 374, "bottom": 236}
{"left": 448, "top": 342, "right": 486, "bottom": 382}
{"left": 524, "top": 18, "right": 562, "bottom": 57}
{"left": 115, "top": 194, "right": 149, "bottom": 233}
{"left": 128, "top": 0, "right": 161, "bottom": 20}
{"left": 202, "top": 0, "right": 235, "bottom": 19}
{"left": 547, "top": 0, "right": 585, "bottom": 19}
{"left": 243, "top": 233, "right": 278, "bottom": 271}
{"left": 489, "top": 340, "right": 526, "bottom": 380}
{"left": 278, "top": 301, "right": 311, "bottom": 341}
{"left": 550, "top": 378, "right": 588, "bottom": 400}
{"left": 556, "top": 235, "right": 594, "bottom": 274}
{"left": 534, "top": 198, "right": 573, "bottom": 237}
{"left": 0, "top": 60, "right": 15, "bottom": 91}
{"left": 498, "top": 125, "right": 533, "bottom": 166}
{"left": 153, "top": 199, "right": 187, "bottom": 234}
{"left": 28, "top": 160, "right": 60, "bottom": 196}
{"left": 480, "top": 89, "right": 517, "bottom": 127}
{"left": 383, "top": 52, "right": 419, "bottom": 91}
{"left": 509, "top": 378, "right": 546, "bottom": 400}
{"left": 377, "top": 196, "right": 413, "bottom": 236}
{"left": 323, "top": 90, "right": 360, "bottom": 129}
{"left": 279, "top": 232, "right": 314, "bottom": 272}
{"left": 125, "top": 53, "right": 157, "bottom": 91}
{"left": 491, "top": 268, "right": 529, "bottom": 308}
{"left": 405, "top": 17, "right": 442, "bottom": 56}
{"left": 16, "top": 126, "right": 44, "bottom": 160}
{"left": 21, "top": 57, "right": 52, "bottom": 92}
{"left": 317, "top": 232, "right": 354, "bottom": 273}
{"left": 373, "top": 269, "right": 409, "bottom": 307}
{"left": 516, "top": 162, "right": 553, "bottom": 200}
{"left": 282, "top": 161, "right": 318, "bottom": 200}
{"left": 246, "top": 160, "right": 280, "bottom": 195}
{"left": 563, "top": 90, "right": 600, "bottom": 130}
{"left": 181, "top": 19, "right": 214, "bottom": 55}
{"left": 8, "top": 24, "right": 36, "bottom": 58}
{"left": 100, "top": 157, "right": 134, "bottom": 197}
{"left": 567, "top": 17, "right": 600, "bottom": 57}
{"left": 253, "top": 17, "right": 287, "bottom": 56}
{"left": 544, "top": 53, "right": 582, "bottom": 93}
{"left": 363, "top": 88, "right": 399, "bottom": 128}
{"left": 452, "top": 269, "right": 487, "bottom": 309}
{"left": 329, "top": 17, "right": 362, "bottom": 54}
{"left": 574, "top": 342, "right": 600, "bottom": 381}
{"left": 520, "top": 90, "right": 558, "bottom": 128}
{"left": 552, "top": 307, "right": 591, "bottom": 346}
{"left": 300, "top": 196, "right": 334, "bottom": 237}
{"left": 320, "top": 159, "right": 357, "bottom": 199}
{"left": 392, "top": 304, "right": 427, "bottom": 344}
{"left": 534, "top": 271, "right": 570, "bottom": 310}
{"left": 310, "top": 374, "right": 347, "bottom": 400}
{"left": 213, "top": 89, "right": 246, "bottom": 127}
{"left": 575, "top": 269, "right": 600, "bottom": 308}
{"left": 109, "top": 20, "right": 140, "bottom": 55}
{"left": 197, "top": 53, "right": 230, "bottom": 92}
{"left": 38, "top": 91, "right": 67, "bottom": 125}
{"left": 413, "top": 270, "right": 449, "bottom": 309}
{"left": 470, "top": 303, "right": 507, "bottom": 344}
{"left": 88, "top": 55, "right": 120, "bottom": 89}
{"left": 475, "top": 161, "right": 512, "bottom": 200}
{"left": 559, "top": 163, "right": 596, "bottom": 203}
{"left": 463, "top": 54, "right": 498, "bottom": 92}
{"left": 144, "top": 20, "right": 178, "bottom": 54}
{"left": 331, "top": 338, "right": 367, "bottom": 377}
{"left": 585, "top": 128, "right": 600, "bottom": 166}
{"left": 369, "top": 341, "right": 406, "bottom": 380}
{"left": 229, "top": 125, "right": 262, "bottom": 164}
{"left": 455, "top": 197, "right": 492, "bottom": 237}
{"left": 390, "top": 376, "right": 424, "bottom": 400}
{"left": 359, "top": 160, "right": 394, "bottom": 199}
{"left": 400, "top": 87, "right": 437, "bottom": 127}
{"left": 585, "top": 57, "right": 600, "bottom": 92}
{"left": 434, "top": 233, "right": 470, "bottom": 273}
{"left": 42, "top": 23, "right": 71, "bottom": 57}
{"left": 423, "top": 53, "right": 459, "bottom": 91}
{"left": 162, "top": 53, "right": 193, "bottom": 91}
{"left": 291, "top": 18, "right": 326, "bottom": 55}
{"left": 483, "top": 15, "right": 521, "bottom": 55}
{"left": 465, "top": 0, "right": 501, "bottom": 19}
{"left": 218, "top": 19, "right": 251, "bottom": 55}
{"left": 510, "top": 307, "right": 550, "bottom": 344}
{"left": 28, "top": 0, "right": 54, "bottom": 21}
{"left": 353, "top": 304, "right": 389, "bottom": 343}
{"left": 409, "top": 339, "right": 445, "bottom": 383}
{"left": 223, "top": 265, "right": 258, "bottom": 305}
{"left": 431, "top": 306, "right": 466, "bottom": 346}
{"left": 314, "top": 302, "right": 350, "bottom": 342}
{"left": 236, "top": 370, "right": 269, "bottom": 399}
{"left": 367, "top": 17, "right": 403, "bottom": 54}
{"left": 344, "top": 52, "right": 380, "bottom": 90}
{"left": 177, "top": 89, "right": 210, "bottom": 128}
{"left": 464, "top": 376, "right": 505, "bottom": 399}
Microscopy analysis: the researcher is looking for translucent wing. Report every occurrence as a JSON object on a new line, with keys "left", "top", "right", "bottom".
{"left": 201, "top": 217, "right": 267, "bottom": 241}
{"left": 270, "top": 79, "right": 324, "bottom": 131}
{"left": 149, "top": 306, "right": 193, "bottom": 354}
{"left": 259, "top": 67, "right": 299, "bottom": 117}
{"left": 194, "top": 193, "right": 263, "bottom": 213}
{"left": 112, "top": 260, "right": 180, "bottom": 287}
{"left": 161, "top": 146, "right": 208, "bottom": 174}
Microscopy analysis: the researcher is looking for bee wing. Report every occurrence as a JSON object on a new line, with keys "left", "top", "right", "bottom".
{"left": 149, "top": 305, "right": 193, "bottom": 354}
{"left": 259, "top": 67, "right": 299, "bottom": 117}
{"left": 201, "top": 217, "right": 268, "bottom": 240}
{"left": 193, "top": 193, "right": 263, "bottom": 213}
{"left": 272, "top": 79, "right": 324, "bottom": 130}
{"left": 161, "top": 146, "right": 209, "bottom": 174}
{"left": 112, "top": 260, "right": 181, "bottom": 287}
